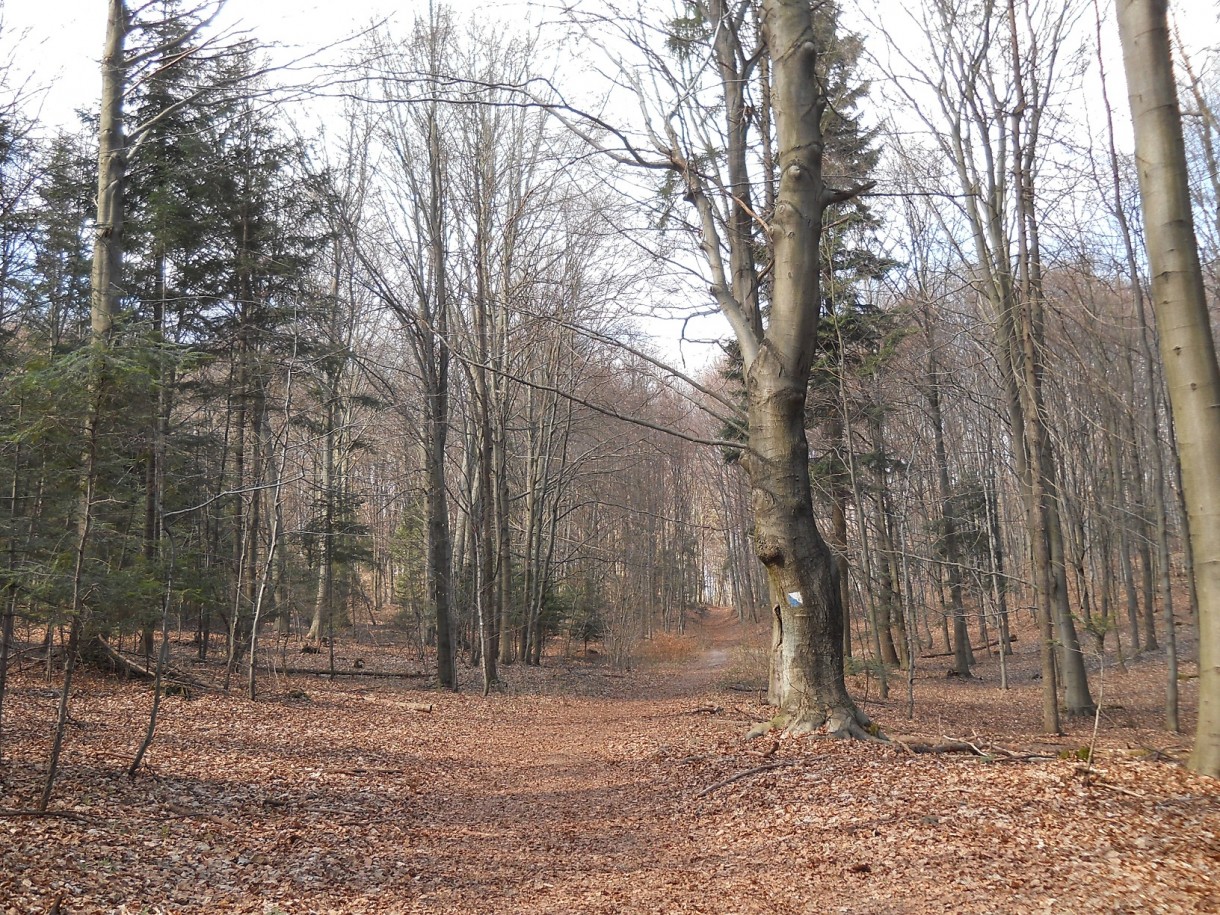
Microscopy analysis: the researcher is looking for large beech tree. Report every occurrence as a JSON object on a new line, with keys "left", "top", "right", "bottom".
{"left": 553, "top": 0, "right": 870, "bottom": 734}
{"left": 744, "top": 0, "right": 869, "bottom": 735}
{"left": 1117, "top": 0, "right": 1220, "bottom": 778}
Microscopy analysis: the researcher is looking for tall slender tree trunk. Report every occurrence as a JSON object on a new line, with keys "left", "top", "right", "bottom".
{"left": 1118, "top": 0, "right": 1220, "bottom": 776}
{"left": 926, "top": 346, "right": 972, "bottom": 677}
{"left": 90, "top": 0, "right": 127, "bottom": 346}
{"left": 494, "top": 427, "right": 513, "bottom": 666}
{"left": 1106, "top": 408, "right": 1142, "bottom": 652}
{"left": 1006, "top": 1, "right": 1093, "bottom": 713}
{"left": 307, "top": 394, "right": 335, "bottom": 646}
{"left": 981, "top": 455, "right": 1012, "bottom": 658}
{"left": 425, "top": 111, "right": 455, "bottom": 691}
{"left": 43, "top": 0, "right": 131, "bottom": 810}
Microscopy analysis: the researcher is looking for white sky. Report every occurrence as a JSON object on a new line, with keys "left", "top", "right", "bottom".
{"left": 2, "top": 0, "right": 1217, "bottom": 369}
{"left": 2, "top": 0, "right": 543, "bottom": 126}
{"left": 7, "top": 0, "right": 1217, "bottom": 126}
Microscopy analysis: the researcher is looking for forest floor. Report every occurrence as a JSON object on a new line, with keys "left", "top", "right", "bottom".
{"left": 1, "top": 609, "right": 1217, "bottom": 914}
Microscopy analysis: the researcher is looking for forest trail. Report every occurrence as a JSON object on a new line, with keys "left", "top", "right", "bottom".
{"left": 2, "top": 611, "right": 1217, "bottom": 913}
{"left": 394, "top": 606, "right": 765, "bottom": 912}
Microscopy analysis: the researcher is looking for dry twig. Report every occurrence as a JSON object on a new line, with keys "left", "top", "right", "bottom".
{"left": 695, "top": 760, "right": 794, "bottom": 798}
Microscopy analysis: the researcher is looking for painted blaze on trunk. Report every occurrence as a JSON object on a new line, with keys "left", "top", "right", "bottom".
{"left": 742, "top": 0, "right": 868, "bottom": 736}
{"left": 746, "top": 345, "right": 857, "bottom": 734}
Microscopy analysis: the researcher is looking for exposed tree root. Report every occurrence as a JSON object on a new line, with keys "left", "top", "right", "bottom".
{"left": 743, "top": 706, "right": 1057, "bottom": 758}
{"left": 823, "top": 706, "right": 883, "bottom": 741}
{"left": 744, "top": 714, "right": 785, "bottom": 740}
{"left": 0, "top": 808, "right": 89, "bottom": 821}
{"left": 745, "top": 705, "right": 883, "bottom": 741}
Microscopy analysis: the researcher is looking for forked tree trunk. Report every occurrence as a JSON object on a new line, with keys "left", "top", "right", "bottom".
{"left": 741, "top": 0, "right": 866, "bottom": 736}
{"left": 1118, "top": 0, "right": 1220, "bottom": 778}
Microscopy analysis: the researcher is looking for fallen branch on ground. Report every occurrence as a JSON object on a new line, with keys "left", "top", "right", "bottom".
{"left": 279, "top": 667, "right": 429, "bottom": 680}
{"left": 919, "top": 634, "right": 1017, "bottom": 659}
{"left": 95, "top": 638, "right": 200, "bottom": 690}
{"left": 0, "top": 808, "right": 89, "bottom": 821}
{"left": 696, "top": 760, "right": 794, "bottom": 798}
{"left": 891, "top": 736, "right": 988, "bottom": 755}
{"left": 889, "top": 735, "right": 1055, "bottom": 760}
{"left": 1088, "top": 779, "right": 1146, "bottom": 799}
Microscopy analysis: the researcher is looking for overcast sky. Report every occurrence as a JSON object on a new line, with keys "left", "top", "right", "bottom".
{"left": 2, "top": 0, "right": 543, "bottom": 127}
{"left": 3, "top": 0, "right": 1217, "bottom": 367}
{"left": 6, "top": 0, "right": 1218, "bottom": 131}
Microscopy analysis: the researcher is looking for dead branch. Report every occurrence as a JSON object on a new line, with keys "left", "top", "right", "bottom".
{"left": 919, "top": 634, "right": 1018, "bottom": 659}
{"left": 278, "top": 667, "right": 429, "bottom": 680}
{"left": 1087, "top": 779, "right": 1146, "bottom": 799}
{"left": 0, "top": 808, "right": 89, "bottom": 821}
{"left": 695, "top": 760, "right": 794, "bottom": 798}
{"left": 889, "top": 735, "right": 1051, "bottom": 760}
{"left": 93, "top": 637, "right": 200, "bottom": 689}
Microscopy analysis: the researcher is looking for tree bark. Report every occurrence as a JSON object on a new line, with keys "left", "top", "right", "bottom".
{"left": 926, "top": 343, "right": 972, "bottom": 677}
{"left": 741, "top": 0, "right": 866, "bottom": 736}
{"left": 425, "top": 109, "right": 456, "bottom": 691}
{"left": 1117, "top": 0, "right": 1220, "bottom": 777}
{"left": 90, "top": 0, "right": 128, "bottom": 344}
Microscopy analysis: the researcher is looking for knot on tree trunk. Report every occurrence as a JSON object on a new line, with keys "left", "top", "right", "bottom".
{"left": 755, "top": 535, "right": 785, "bottom": 567}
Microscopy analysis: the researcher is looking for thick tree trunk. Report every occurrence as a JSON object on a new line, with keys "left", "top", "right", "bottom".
{"left": 746, "top": 349, "right": 858, "bottom": 733}
{"left": 734, "top": 0, "right": 867, "bottom": 736}
{"left": 1045, "top": 494, "right": 1094, "bottom": 714}
{"left": 1118, "top": 0, "right": 1220, "bottom": 777}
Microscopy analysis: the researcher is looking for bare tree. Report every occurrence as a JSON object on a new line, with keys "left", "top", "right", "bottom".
{"left": 877, "top": 0, "right": 1097, "bottom": 730}
{"left": 554, "top": 0, "right": 872, "bottom": 734}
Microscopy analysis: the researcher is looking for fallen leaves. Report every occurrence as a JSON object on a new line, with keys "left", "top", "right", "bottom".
{"left": 0, "top": 609, "right": 1216, "bottom": 914}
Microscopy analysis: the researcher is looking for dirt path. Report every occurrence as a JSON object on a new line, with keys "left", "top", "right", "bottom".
{"left": 2, "top": 608, "right": 1217, "bottom": 913}
{"left": 392, "top": 608, "right": 762, "bottom": 913}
